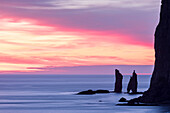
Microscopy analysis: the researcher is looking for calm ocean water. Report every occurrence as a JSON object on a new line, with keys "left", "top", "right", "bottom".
{"left": 0, "top": 74, "right": 169, "bottom": 113}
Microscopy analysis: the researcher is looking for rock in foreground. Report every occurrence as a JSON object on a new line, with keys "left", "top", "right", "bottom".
{"left": 117, "top": 97, "right": 159, "bottom": 106}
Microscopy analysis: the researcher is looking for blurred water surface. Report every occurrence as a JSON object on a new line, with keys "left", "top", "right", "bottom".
{"left": 0, "top": 74, "right": 168, "bottom": 113}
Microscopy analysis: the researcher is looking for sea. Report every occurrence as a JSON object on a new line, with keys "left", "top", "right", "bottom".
{"left": 0, "top": 74, "right": 169, "bottom": 113}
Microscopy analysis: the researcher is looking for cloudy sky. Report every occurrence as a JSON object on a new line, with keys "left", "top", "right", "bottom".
{"left": 0, "top": 0, "right": 160, "bottom": 75}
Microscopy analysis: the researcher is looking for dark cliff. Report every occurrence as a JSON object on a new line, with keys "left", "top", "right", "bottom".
{"left": 140, "top": 0, "right": 170, "bottom": 103}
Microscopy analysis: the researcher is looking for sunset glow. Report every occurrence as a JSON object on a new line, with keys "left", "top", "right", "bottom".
{"left": 0, "top": 0, "right": 160, "bottom": 74}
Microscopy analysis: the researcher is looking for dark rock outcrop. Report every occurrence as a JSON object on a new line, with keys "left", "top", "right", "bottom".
{"left": 139, "top": 0, "right": 170, "bottom": 103}
{"left": 114, "top": 69, "right": 123, "bottom": 93}
{"left": 119, "top": 97, "right": 127, "bottom": 102}
{"left": 77, "top": 89, "right": 110, "bottom": 95}
{"left": 95, "top": 90, "right": 110, "bottom": 93}
{"left": 127, "top": 70, "right": 138, "bottom": 94}
{"left": 77, "top": 90, "right": 95, "bottom": 95}
{"left": 117, "top": 97, "right": 159, "bottom": 106}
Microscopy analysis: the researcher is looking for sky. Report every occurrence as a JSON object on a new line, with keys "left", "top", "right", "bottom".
{"left": 0, "top": 0, "right": 160, "bottom": 75}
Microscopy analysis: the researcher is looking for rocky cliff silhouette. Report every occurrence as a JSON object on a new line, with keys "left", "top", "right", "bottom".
{"left": 140, "top": 0, "right": 170, "bottom": 103}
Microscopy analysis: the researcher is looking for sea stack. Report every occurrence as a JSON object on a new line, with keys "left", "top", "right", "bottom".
{"left": 114, "top": 69, "right": 123, "bottom": 93}
{"left": 140, "top": 0, "right": 170, "bottom": 103}
{"left": 127, "top": 70, "right": 138, "bottom": 94}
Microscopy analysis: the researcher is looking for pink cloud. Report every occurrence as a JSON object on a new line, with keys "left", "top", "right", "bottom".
{"left": 1, "top": 17, "right": 152, "bottom": 49}
{"left": 0, "top": 0, "right": 157, "bottom": 48}
{"left": 0, "top": 53, "right": 43, "bottom": 64}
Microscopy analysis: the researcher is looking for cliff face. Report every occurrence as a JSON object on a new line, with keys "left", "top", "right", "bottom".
{"left": 140, "top": 0, "right": 170, "bottom": 103}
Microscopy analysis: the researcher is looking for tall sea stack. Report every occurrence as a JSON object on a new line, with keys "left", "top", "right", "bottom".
{"left": 140, "top": 0, "right": 170, "bottom": 103}
{"left": 114, "top": 69, "right": 123, "bottom": 93}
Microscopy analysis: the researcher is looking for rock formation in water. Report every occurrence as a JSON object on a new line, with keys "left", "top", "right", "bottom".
{"left": 114, "top": 69, "right": 123, "bottom": 93}
{"left": 77, "top": 89, "right": 110, "bottom": 95}
{"left": 127, "top": 70, "right": 138, "bottom": 94}
{"left": 77, "top": 90, "right": 95, "bottom": 95}
{"left": 119, "top": 97, "right": 128, "bottom": 102}
{"left": 140, "top": 0, "right": 170, "bottom": 103}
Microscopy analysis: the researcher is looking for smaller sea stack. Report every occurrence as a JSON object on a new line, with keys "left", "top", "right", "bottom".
{"left": 127, "top": 70, "right": 138, "bottom": 94}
